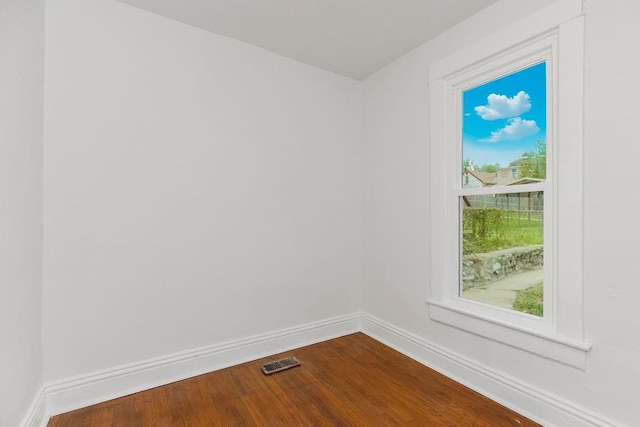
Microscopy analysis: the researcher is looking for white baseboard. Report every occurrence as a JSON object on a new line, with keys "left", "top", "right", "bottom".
{"left": 21, "top": 312, "right": 620, "bottom": 427}
{"left": 360, "top": 313, "right": 619, "bottom": 427}
{"left": 19, "top": 386, "right": 47, "bottom": 427}
{"left": 23, "top": 313, "right": 361, "bottom": 427}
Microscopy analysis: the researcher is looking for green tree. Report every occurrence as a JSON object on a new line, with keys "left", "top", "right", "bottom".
{"left": 463, "top": 158, "right": 477, "bottom": 172}
{"left": 479, "top": 163, "right": 500, "bottom": 173}
{"left": 519, "top": 140, "right": 546, "bottom": 179}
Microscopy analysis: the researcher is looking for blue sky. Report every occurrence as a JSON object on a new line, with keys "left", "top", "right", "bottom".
{"left": 462, "top": 62, "right": 546, "bottom": 168}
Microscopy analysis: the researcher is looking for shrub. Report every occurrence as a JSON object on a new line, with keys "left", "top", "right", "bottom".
{"left": 463, "top": 208, "right": 506, "bottom": 254}
{"left": 463, "top": 207, "right": 543, "bottom": 254}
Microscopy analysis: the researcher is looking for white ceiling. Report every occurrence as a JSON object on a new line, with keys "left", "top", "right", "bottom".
{"left": 118, "top": 0, "right": 499, "bottom": 80}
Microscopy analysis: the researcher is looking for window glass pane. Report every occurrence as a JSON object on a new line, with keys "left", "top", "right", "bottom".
{"left": 462, "top": 62, "right": 546, "bottom": 188}
{"left": 460, "top": 192, "right": 544, "bottom": 317}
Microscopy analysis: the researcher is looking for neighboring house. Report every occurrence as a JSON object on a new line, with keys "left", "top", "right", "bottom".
{"left": 495, "top": 159, "right": 522, "bottom": 185}
{"left": 462, "top": 170, "right": 496, "bottom": 188}
{"left": 497, "top": 156, "right": 546, "bottom": 185}
{"left": 506, "top": 177, "right": 545, "bottom": 186}
{"left": 463, "top": 157, "right": 545, "bottom": 188}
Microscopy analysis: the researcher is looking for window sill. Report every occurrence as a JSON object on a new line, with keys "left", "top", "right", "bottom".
{"left": 426, "top": 299, "right": 591, "bottom": 369}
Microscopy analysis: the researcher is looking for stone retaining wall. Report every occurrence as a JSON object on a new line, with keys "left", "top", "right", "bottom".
{"left": 462, "top": 245, "right": 543, "bottom": 289}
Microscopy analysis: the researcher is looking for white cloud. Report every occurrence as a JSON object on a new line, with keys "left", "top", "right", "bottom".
{"left": 480, "top": 117, "right": 540, "bottom": 143}
{"left": 475, "top": 91, "right": 531, "bottom": 120}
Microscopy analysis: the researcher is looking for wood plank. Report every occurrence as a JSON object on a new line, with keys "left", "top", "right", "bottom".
{"left": 48, "top": 333, "right": 539, "bottom": 426}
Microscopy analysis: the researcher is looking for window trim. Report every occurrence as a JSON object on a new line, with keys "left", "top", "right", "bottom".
{"left": 426, "top": 2, "right": 590, "bottom": 368}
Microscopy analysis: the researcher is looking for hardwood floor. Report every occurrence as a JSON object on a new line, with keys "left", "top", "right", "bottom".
{"left": 48, "top": 333, "right": 539, "bottom": 426}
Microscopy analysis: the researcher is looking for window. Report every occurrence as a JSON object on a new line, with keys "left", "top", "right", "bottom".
{"left": 460, "top": 62, "right": 548, "bottom": 316}
{"left": 427, "top": 2, "right": 590, "bottom": 368}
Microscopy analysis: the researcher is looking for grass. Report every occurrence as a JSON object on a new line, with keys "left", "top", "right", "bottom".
{"left": 463, "top": 210, "right": 543, "bottom": 254}
{"left": 512, "top": 283, "right": 543, "bottom": 317}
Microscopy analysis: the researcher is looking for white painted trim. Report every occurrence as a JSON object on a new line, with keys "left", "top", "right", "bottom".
{"left": 19, "top": 386, "right": 48, "bottom": 427}
{"left": 429, "top": 0, "right": 582, "bottom": 80}
{"left": 426, "top": 300, "right": 591, "bottom": 369}
{"left": 24, "top": 313, "right": 361, "bottom": 426}
{"left": 361, "top": 314, "right": 620, "bottom": 427}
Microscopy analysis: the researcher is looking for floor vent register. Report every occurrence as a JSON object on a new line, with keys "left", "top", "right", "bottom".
{"left": 260, "top": 357, "right": 300, "bottom": 375}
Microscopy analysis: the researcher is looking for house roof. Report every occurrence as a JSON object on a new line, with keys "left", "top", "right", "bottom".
{"left": 505, "top": 177, "right": 545, "bottom": 186}
{"left": 467, "top": 170, "right": 496, "bottom": 185}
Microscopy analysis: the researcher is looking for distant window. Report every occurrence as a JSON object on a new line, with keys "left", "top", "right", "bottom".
{"left": 512, "top": 168, "right": 518, "bottom": 177}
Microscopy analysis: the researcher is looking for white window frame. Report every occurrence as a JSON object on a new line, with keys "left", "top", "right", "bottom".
{"left": 426, "top": 0, "right": 591, "bottom": 368}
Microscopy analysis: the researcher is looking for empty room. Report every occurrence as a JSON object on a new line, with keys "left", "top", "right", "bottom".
{"left": 2, "top": 0, "right": 639, "bottom": 425}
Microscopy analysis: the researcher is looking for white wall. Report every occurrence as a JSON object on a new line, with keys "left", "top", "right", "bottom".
{"left": 31, "top": 0, "right": 640, "bottom": 423}
{"left": 362, "top": 0, "right": 640, "bottom": 425}
{"left": 42, "top": 0, "right": 362, "bottom": 381}
{"left": 0, "top": 0, "right": 44, "bottom": 425}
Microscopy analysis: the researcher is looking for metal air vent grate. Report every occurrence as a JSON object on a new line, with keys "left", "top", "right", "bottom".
{"left": 260, "top": 356, "right": 300, "bottom": 375}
